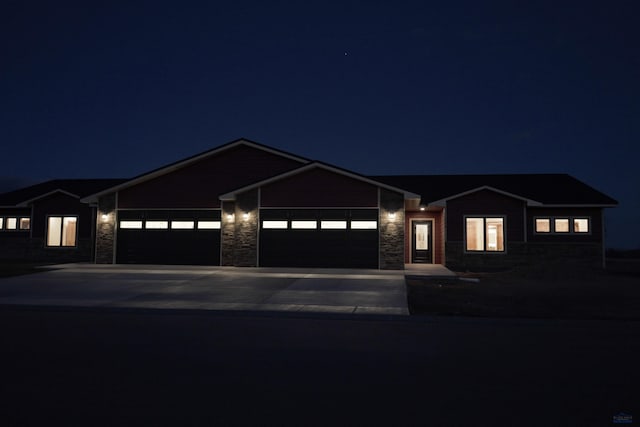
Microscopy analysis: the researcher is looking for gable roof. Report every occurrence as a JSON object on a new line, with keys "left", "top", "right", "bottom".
{"left": 370, "top": 174, "right": 618, "bottom": 206}
{"left": 0, "top": 179, "right": 128, "bottom": 207}
{"left": 81, "top": 138, "right": 310, "bottom": 203}
{"left": 427, "top": 185, "right": 544, "bottom": 207}
{"left": 219, "top": 162, "right": 421, "bottom": 201}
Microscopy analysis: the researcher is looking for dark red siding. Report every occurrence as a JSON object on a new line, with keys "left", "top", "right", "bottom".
{"left": 527, "top": 207, "right": 603, "bottom": 242}
{"left": 118, "top": 145, "right": 304, "bottom": 209}
{"left": 260, "top": 168, "right": 378, "bottom": 207}
{"left": 32, "top": 193, "right": 94, "bottom": 239}
{"left": 446, "top": 190, "right": 526, "bottom": 242}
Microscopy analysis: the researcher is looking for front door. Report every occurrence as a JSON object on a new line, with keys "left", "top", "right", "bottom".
{"left": 412, "top": 221, "right": 433, "bottom": 263}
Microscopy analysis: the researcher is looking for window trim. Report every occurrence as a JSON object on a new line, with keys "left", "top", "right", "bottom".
{"left": 145, "top": 220, "right": 169, "bottom": 230}
{"left": 45, "top": 215, "right": 79, "bottom": 248}
{"left": 464, "top": 215, "right": 507, "bottom": 254}
{"left": 291, "top": 220, "right": 317, "bottom": 230}
{"left": 5, "top": 217, "right": 18, "bottom": 231}
{"left": 170, "top": 220, "right": 195, "bottom": 230}
{"left": 120, "top": 220, "right": 143, "bottom": 229}
{"left": 197, "top": 221, "right": 221, "bottom": 230}
{"left": 262, "top": 220, "right": 289, "bottom": 229}
{"left": 533, "top": 216, "right": 592, "bottom": 235}
{"left": 534, "top": 218, "right": 551, "bottom": 233}
{"left": 350, "top": 220, "right": 378, "bottom": 230}
{"left": 320, "top": 220, "right": 347, "bottom": 230}
{"left": 19, "top": 217, "right": 31, "bottom": 230}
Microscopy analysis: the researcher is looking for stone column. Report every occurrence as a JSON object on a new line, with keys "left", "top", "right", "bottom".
{"left": 233, "top": 189, "right": 259, "bottom": 267}
{"left": 379, "top": 189, "right": 404, "bottom": 269}
{"left": 221, "top": 201, "right": 235, "bottom": 266}
{"left": 95, "top": 193, "right": 116, "bottom": 264}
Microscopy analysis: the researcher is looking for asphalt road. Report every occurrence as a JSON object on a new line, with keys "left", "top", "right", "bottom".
{"left": 1, "top": 307, "right": 638, "bottom": 426}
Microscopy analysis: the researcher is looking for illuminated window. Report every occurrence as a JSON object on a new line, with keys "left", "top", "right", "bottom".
{"left": 535, "top": 218, "right": 550, "bottom": 233}
{"left": 536, "top": 217, "right": 590, "bottom": 234}
{"left": 466, "top": 217, "right": 504, "bottom": 252}
{"left": 263, "top": 220, "right": 288, "bottom": 229}
{"left": 291, "top": 220, "right": 317, "bottom": 229}
{"left": 554, "top": 218, "right": 569, "bottom": 233}
{"left": 19, "top": 218, "right": 31, "bottom": 230}
{"left": 351, "top": 220, "right": 377, "bottom": 230}
{"left": 6, "top": 218, "right": 17, "bottom": 230}
{"left": 197, "top": 221, "right": 221, "bottom": 229}
{"left": 321, "top": 220, "right": 347, "bottom": 230}
{"left": 0, "top": 218, "right": 3, "bottom": 229}
{"left": 573, "top": 218, "right": 589, "bottom": 233}
{"left": 171, "top": 221, "right": 195, "bottom": 229}
{"left": 145, "top": 220, "right": 168, "bottom": 229}
{"left": 47, "top": 216, "right": 77, "bottom": 247}
{"left": 120, "top": 220, "right": 143, "bottom": 229}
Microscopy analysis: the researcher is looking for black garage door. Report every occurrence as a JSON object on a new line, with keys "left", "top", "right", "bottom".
{"left": 259, "top": 209, "right": 378, "bottom": 268}
{"left": 116, "top": 210, "right": 220, "bottom": 265}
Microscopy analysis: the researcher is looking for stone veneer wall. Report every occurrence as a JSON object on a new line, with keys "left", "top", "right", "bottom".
{"left": 95, "top": 193, "right": 116, "bottom": 264}
{"left": 233, "top": 189, "right": 259, "bottom": 267}
{"left": 379, "top": 188, "right": 405, "bottom": 269}
{"left": 221, "top": 201, "right": 236, "bottom": 266}
{"left": 445, "top": 242, "right": 604, "bottom": 272}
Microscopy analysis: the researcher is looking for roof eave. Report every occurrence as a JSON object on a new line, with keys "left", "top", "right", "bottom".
{"left": 534, "top": 203, "right": 618, "bottom": 208}
{"left": 426, "top": 186, "right": 542, "bottom": 207}
{"left": 16, "top": 189, "right": 80, "bottom": 207}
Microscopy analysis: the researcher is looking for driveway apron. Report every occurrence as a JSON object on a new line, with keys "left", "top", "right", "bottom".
{"left": 0, "top": 264, "right": 409, "bottom": 315}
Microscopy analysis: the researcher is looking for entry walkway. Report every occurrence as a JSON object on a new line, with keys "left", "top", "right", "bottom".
{"left": 0, "top": 264, "right": 409, "bottom": 316}
{"left": 404, "top": 263, "right": 457, "bottom": 278}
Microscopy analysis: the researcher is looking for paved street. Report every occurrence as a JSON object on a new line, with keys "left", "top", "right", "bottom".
{"left": 1, "top": 307, "right": 638, "bottom": 426}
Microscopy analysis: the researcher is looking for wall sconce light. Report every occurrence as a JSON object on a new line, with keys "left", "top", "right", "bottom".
{"left": 101, "top": 213, "right": 109, "bottom": 222}
{"left": 419, "top": 206, "right": 426, "bottom": 211}
{"left": 387, "top": 212, "right": 396, "bottom": 221}
{"left": 226, "top": 213, "right": 235, "bottom": 221}
{"left": 243, "top": 212, "right": 250, "bottom": 221}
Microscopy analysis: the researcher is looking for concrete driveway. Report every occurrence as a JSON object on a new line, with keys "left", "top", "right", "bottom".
{"left": 0, "top": 264, "right": 408, "bottom": 315}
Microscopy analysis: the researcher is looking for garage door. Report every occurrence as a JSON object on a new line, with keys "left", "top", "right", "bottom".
{"left": 116, "top": 210, "right": 220, "bottom": 265}
{"left": 259, "top": 209, "right": 378, "bottom": 268}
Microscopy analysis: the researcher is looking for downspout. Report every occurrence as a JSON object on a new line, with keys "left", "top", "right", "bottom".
{"left": 90, "top": 205, "right": 96, "bottom": 262}
{"left": 112, "top": 192, "right": 119, "bottom": 264}
{"left": 601, "top": 208, "right": 606, "bottom": 270}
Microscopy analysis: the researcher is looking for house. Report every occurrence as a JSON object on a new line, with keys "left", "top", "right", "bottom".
{"left": 0, "top": 179, "right": 126, "bottom": 262}
{"left": 0, "top": 138, "right": 618, "bottom": 270}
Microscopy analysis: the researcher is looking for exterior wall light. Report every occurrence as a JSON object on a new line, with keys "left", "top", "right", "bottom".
{"left": 387, "top": 212, "right": 396, "bottom": 220}
{"left": 420, "top": 207, "right": 426, "bottom": 211}
{"left": 243, "top": 212, "right": 250, "bottom": 221}
{"left": 101, "top": 214, "right": 109, "bottom": 222}
{"left": 226, "top": 213, "right": 235, "bottom": 221}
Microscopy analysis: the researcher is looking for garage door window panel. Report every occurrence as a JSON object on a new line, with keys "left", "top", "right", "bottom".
{"left": 145, "top": 221, "right": 168, "bottom": 229}
{"left": 351, "top": 220, "right": 377, "bottom": 230}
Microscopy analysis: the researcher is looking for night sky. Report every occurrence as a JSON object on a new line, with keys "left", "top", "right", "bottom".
{"left": 1, "top": 1, "right": 638, "bottom": 248}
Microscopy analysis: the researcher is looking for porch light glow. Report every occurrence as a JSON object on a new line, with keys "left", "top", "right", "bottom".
{"left": 387, "top": 212, "right": 396, "bottom": 220}
{"left": 101, "top": 214, "right": 109, "bottom": 222}
{"left": 419, "top": 207, "right": 425, "bottom": 211}
{"left": 226, "top": 213, "right": 234, "bottom": 221}
{"left": 243, "top": 212, "right": 249, "bottom": 221}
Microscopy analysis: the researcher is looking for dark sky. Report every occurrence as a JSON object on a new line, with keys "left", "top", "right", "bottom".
{"left": 1, "top": 0, "right": 638, "bottom": 248}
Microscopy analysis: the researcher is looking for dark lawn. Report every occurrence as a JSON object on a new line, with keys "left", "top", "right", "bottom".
{"left": 407, "top": 259, "right": 640, "bottom": 320}
{"left": 0, "top": 261, "right": 57, "bottom": 278}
